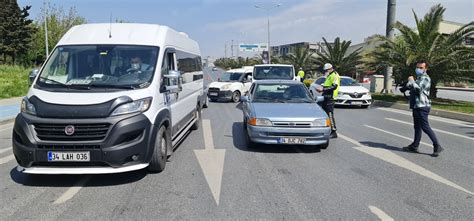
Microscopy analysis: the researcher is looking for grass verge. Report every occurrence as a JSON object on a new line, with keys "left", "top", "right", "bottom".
{"left": 0, "top": 65, "right": 30, "bottom": 99}
{"left": 372, "top": 93, "right": 474, "bottom": 114}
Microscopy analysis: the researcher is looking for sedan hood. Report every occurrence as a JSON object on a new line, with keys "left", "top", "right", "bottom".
{"left": 339, "top": 86, "right": 369, "bottom": 93}
{"left": 251, "top": 103, "right": 327, "bottom": 121}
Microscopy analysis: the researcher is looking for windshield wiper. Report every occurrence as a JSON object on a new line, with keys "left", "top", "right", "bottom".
{"left": 88, "top": 83, "right": 136, "bottom": 90}
{"left": 39, "top": 77, "right": 67, "bottom": 86}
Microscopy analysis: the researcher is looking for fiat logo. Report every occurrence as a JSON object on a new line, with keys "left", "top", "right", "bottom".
{"left": 64, "top": 125, "right": 75, "bottom": 136}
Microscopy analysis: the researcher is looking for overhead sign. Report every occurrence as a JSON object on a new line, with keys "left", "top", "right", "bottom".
{"left": 239, "top": 43, "right": 268, "bottom": 52}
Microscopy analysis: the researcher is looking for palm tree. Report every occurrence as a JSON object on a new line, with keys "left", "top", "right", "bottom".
{"left": 314, "top": 37, "right": 363, "bottom": 76}
{"left": 370, "top": 4, "right": 474, "bottom": 98}
{"left": 283, "top": 46, "right": 315, "bottom": 71}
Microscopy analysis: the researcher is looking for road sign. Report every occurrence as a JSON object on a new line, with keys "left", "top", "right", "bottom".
{"left": 239, "top": 43, "right": 268, "bottom": 52}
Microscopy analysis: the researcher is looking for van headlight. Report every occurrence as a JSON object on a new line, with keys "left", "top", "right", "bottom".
{"left": 221, "top": 84, "right": 231, "bottom": 90}
{"left": 248, "top": 118, "right": 272, "bottom": 126}
{"left": 21, "top": 97, "right": 36, "bottom": 115}
{"left": 111, "top": 98, "right": 152, "bottom": 116}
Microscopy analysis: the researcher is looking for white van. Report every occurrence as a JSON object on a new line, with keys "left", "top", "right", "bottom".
{"left": 252, "top": 64, "right": 300, "bottom": 82}
{"left": 207, "top": 66, "right": 253, "bottom": 102}
{"left": 12, "top": 23, "right": 204, "bottom": 174}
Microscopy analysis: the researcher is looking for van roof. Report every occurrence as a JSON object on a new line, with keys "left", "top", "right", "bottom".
{"left": 226, "top": 66, "right": 254, "bottom": 73}
{"left": 254, "top": 64, "right": 294, "bottom": 67}
{"left": 57, "top": 23, "right": 200, "bottom": 54}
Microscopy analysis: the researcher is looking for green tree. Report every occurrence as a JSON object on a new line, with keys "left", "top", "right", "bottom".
{"left": 370, "top": 4, "right": 474, "bottom": 98}
{"left": 0, "top": 0, "right": 34, "bottom": 65}
{"left": 27, "top": 3, "right": 86, "bottom": 65}
{"left": 283, "top": 46, "right": 315, "bottom": 71}
{"left": 314, "top": 37, "right": 363, "bottom": 76}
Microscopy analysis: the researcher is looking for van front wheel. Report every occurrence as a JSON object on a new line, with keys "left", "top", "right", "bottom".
{"left": 148, "top": 126, "right": 168, "bottom": 173}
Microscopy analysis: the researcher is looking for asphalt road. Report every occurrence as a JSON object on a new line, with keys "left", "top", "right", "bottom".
{"left": 0, "top": 70, "right": 473, "bottom": 220}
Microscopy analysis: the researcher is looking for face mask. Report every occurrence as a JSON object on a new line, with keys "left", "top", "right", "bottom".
{"left": 132, "top": 63, "right": 140, "bottom": 70}
{"left": 415, "top": 68, "right": 425, "bottom": 76}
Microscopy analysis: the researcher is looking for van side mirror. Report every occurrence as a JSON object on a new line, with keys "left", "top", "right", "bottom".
{"left": 29, "top": 69, "right": 39, "bottom": 86}
{"left": 163, "top": 70, "right": 182, "bottom": 93}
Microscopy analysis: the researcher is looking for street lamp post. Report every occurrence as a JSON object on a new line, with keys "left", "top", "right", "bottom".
{"left": 255, "top": 4, "right": 281, "bottom": 64}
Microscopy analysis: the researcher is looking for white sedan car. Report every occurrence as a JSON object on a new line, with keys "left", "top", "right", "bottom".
{"left": 309, "top": 76, "right": 372, "bottom": 108}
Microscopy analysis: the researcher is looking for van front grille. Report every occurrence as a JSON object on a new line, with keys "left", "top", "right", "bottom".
{"left": 34, "top": 123, "right": 110, "bottom": 141}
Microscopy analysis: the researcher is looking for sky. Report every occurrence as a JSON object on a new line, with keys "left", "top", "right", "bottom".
{"left": 18, "top": 0, "right": 474, "bottom": 59}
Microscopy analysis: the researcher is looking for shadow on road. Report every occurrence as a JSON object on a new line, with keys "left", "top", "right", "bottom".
{"left": 231, "top": 122, "right": 321, "bottom": 154}
{"left": 10, "top": 167, "right": 147, "bottom": 187}
{"left": 359, "top": 141, "right": 433, "bottom": 156}
{"left": 235, "top": 102, "right": 243, "bottom": 111}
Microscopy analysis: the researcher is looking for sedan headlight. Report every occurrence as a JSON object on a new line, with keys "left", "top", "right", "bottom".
{"left": 21, "top": 97, "right": 36, "bottom": 115}
{"left": 312, "top": 118, "right": 331, "bottom": 127}
{"left": 111, "top": 98, "right": 152, "bottom": 116}
{"left": 248, "top": 118, "right": 272, "bottom": 126}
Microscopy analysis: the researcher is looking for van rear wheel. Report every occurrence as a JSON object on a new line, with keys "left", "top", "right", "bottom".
{"left": 148, "top": 126, "right": 168, "bottom": 173}
{"left": 232, "top": 91, "right": 241, "bottom": 103}
{"left": 191, "top": 105, "right": 201, "bottom": 130}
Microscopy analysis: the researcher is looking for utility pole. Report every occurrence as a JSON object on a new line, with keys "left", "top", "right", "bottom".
{"left": 255, "top": 3, "right": 281, "bottom": 64}
{"left": 231, "top": 40, "right": 234, "bottom": 58}
{"left": 44, "top": 1, "right": 49, "bottom": 58}
{"left": 383, "top": 0, "right": 396, "bottom": 93}
{"left": 224, "top": 43, "right": 227, "bottom": 58}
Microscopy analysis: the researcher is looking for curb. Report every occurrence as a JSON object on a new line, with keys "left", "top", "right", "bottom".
{"left": 372, "top": 100, "right": 474, "bottom": 123}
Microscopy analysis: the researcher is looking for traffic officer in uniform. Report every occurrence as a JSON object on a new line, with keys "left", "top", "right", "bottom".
{"left": 317, "top": 63, "right": 340, "bottom": 138}
{"left": 297, "top": 67, "right": 305, "bottom": 82}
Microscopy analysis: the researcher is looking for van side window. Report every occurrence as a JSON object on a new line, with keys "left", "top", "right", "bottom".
{"left": 161, "top": 51, "right": 176, "bottom": 91}
{"left": 176, "top": 50, "right": 202, "bottom": 84}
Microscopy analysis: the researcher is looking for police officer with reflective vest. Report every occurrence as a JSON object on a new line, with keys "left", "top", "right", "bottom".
{"left": 316, "top": 63, "right": 340, "bottom": 138}
{"left": 297, "top": 68, "right": 305, "bottom": 82}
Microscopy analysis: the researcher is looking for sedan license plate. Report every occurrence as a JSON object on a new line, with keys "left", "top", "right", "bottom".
{"left": 209, "top": 92, "right": 218, "bottom": 96}
{"left": 47, "top": 151, "right": 90, "bottom": 162}
{"left": 351, "top": 101, "right": 363, "bottom": 105}
{"left": 279, "top": 137, "right": 306, "bottom": 144}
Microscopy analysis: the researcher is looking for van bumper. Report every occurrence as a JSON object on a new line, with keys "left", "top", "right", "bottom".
{"left": 207, "top": 89, "right": 233, "bottom": 100}
{"left": 12, "top": 113, "right": 156, "bottom": 174}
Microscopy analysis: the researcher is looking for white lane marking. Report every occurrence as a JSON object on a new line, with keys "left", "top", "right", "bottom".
{"left": 377, "top": 107, "right": 474, "bottom": 128}
{"left": 194, "top": 119, "right": 225, "bottom": 205}
{"left": 53, "top": 176, "right": 91, "bottom": 204}
{"left": 0, "top": 147, "right": 12, "bottom": 154}
{"left": 0, "top": 154, "right": 15, "bottom": 165}
{"left": 365, "top": 125, "right": 431, "bottom": 147}
{"left": 386, "top": 118, "right": 474, "bottom": 141}
{"left": 369, "top": 206, "right": 394, "bottom": 221}
{"left": 339, "top": 133, "right": 474, "bottom": 195}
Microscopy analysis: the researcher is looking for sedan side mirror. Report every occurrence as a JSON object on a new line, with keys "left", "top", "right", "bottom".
{"left": 240, "top": 96, "right": 249, "bottom": 102}
{"left": 315, "top": 96, "right": 324, "bottom": 103}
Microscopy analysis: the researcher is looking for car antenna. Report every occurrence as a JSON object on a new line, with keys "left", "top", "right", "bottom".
{"left": 108, "top": 12, "right": 112, "bottom": 38}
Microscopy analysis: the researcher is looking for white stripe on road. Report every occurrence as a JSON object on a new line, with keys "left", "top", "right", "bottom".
{"left": 0, "top": 154, "right": 15, "bottom": 165}
{"left": 377, "top": 107, "right": 474, "bottom": 128}
{"left": 0, "top": 147, "right": 12, "bottom": 154}
{"left": 369, "top": 206, "right": 394, "bottom": 221}
{"left": 53, "top": 176, "right": 91, "bottom": 204}
{"left": 338, "top": 133, "right": 473, "bottom": 195}
{"left": 386, "top": 118, "right": 474, "bottom": 141}
{"left": 365, "top": 125, "right": 431, "bottom": 147}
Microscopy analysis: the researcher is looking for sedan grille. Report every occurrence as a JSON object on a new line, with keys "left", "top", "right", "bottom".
{"left": 348, "top": 93, "right": 366, "bottom": 98}
{"left": 34, "top": 123, "right": 110, "bottom": 141}
{"left": 272, "top": 122, "right": 312, "bottom": 128}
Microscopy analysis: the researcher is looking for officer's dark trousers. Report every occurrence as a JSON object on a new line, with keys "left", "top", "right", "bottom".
{"left": 412, "top": 107, "right": 440, "bottom": 147}
{"left": 322, "top": 99, "right": 336, "bottom": 132}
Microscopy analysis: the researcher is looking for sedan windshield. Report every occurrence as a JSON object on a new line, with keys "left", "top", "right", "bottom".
{"left": 220, "top": 72, "right": 242, "bottom": 82}
{"left": 252, "top": 84, "right": 313, "bottom": 103}
{"left": 316, "top": 77, "right": 360, "bottom": 86}
{"left": 36, "top": 45, "right": 159, "bottom": 90}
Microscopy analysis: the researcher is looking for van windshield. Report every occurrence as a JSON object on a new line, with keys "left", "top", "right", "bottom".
{"left": 220, "top": 72, "right": 243, "bottom": 82}
{"left": 36, "top": 45, "right": 159, "bottom": 90}
{"left": 253, "top": 66, "right": 294, "bottom": 80}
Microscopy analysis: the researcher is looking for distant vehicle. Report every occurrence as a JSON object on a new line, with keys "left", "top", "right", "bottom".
{"left": 212, "top": 67, "right": 218, "bottom": 71}
{"left": 13, "top": 23, "right": 205, "bottom": 174}
{"left": 309, "top": 76, "right": 372, "bottom": 107}
{"left": 207, "top": 66, "right": 253, "bottom": 102}
{"left": 241, "top": 80, "right": 331, "bottom": 149}
{"left": 252, "top": 64, "right": 300, "bottom": 82}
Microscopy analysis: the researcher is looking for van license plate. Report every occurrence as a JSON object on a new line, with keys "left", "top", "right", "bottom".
{"left": 48, "top": 151, "right": 90, "bottom": 162}
{"left": 279, "top": 137, "right": 306, "bottom": 144}
{"left": 209, "top": 92, "right": 218, "bottom": 96}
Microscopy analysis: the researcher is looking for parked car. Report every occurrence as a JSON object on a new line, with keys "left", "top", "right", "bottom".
{"left": 241, "top": 80, "right": 331, "bottom": 149}
{"left": 309, "top": 76, "right": 372, "bottom": 107}
{"left": 212, "top": 67, "right": 218, "bottom": 71}
{"left": 207, "top": 66, "right": 253, "bottom": 102}
{"left": 13, "top": 23, "right": 205, "bottom": 174}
